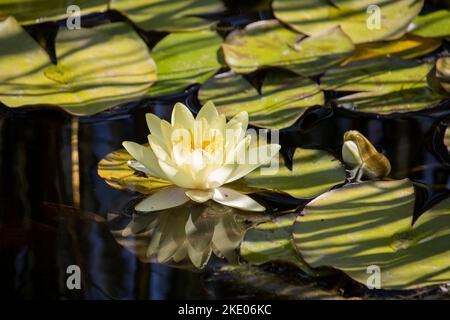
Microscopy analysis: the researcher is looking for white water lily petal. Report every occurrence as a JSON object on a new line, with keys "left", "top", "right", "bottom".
{"left": 158, "top": 160, "right": 196, "bottom": 189}
{"left": 135, "top": 187, "right": 189, "bottom": 212}
{"left": 148, "top": 135, "right": 170, "bottom": 162}
{"left": 146, "top": 113, "right": 164, "bottom": 140}
{"left": 226, "top": 144, "right": 281, "bottom": 183}
{"left": 172, "top": 102, "right": 195, "bottom": 129}
{"left": 227, "top": 111, "right": 249, "bottom": 134}
{"left": 185, "top": 189, "right": 214, "bottom": 203}
{"left": 196, "top": 100, "right": 219, "bottom": 123}
{"left": 207, "top": 165, "right": 235, "bottom": 189}
{"left": 213, "top": 187, "right": 265, "bottom": 212}
{"left": 122, "top": 141, "right": 167, "bottom": 179}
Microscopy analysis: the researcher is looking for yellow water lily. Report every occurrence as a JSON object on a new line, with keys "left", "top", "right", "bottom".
{"left": 123, "top": 101, "right": 280, "bottom": 212}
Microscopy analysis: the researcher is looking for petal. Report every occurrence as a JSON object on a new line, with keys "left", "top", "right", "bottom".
{"left": 206, "top": 165, "right": 234, "bottom": 188}
{"left": 226, "top": 111, "right": 248, "bottom": 133}
{"left": 148, "top": 135, "right": 170, "bottom": 162}
{"left": 212, "top": 187, "right": 265, "bottom": 212}
{"left": 145, "top": 113, "right": 163, "bottom": 139}
{"left": 196, "top": 100, "right": 219, "bottom": 123}
{"left": 171, "top": 102, "right": 194, "bottom": 129}
{"left": 122, "top": 141, "right": 167, "bottom": 179}
{"left": 127, "top": 160, "right": 150, "bottom": 174}
{"left": 225, "top": 143, "right": 281, "bottom": 183}
{"left": 135, "top": 187, "right": 189, "bottom": 212}
{"left": 158, "top": 160, "right": 196, "bottom": 189}
{"left": 185, "top": 189, "right": 213, "bottom": 203}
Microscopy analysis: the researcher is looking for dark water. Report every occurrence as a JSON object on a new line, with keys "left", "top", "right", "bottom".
{"left": 1, "top": 3, "right": 450, "bottom": 300}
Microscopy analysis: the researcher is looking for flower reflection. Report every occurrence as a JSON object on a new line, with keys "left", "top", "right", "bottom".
{"left": 108, "top": 202, "right": 267, "bottom": 269}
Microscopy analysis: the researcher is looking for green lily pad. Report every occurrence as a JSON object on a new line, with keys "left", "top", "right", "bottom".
{"left": 436, "top": 57, "right": 450, "bottom": 93}
{"left": 240, "top": 213, "right": 324, "bottom": 276}
{"left": 272, "top": 0, "right": 424, "bottom": 44}
{"left": 0, "top": 18, "right": 156, "bottom": 115}
{"left": 222, "top": 20, "right": 354, "bottom": 76}
{"left": 409, "top": 10, "right": 450, "bottom": 38}
{"left": 148, "top": 30, "right": 223, "bottom": 97}
{"left": 344, "top": 34, "right": 442, "bottom": 63}
{"left": 0, "top": 0, "right": 108, "bottom": 24}
{"left": 198, "top": 71, "right": 324, "bottom": 129}
{"left": 109, "top": 202, "right": 266, "bottom": 268}
{"left": 321, "top": 58, "right": 445, "bottom": 114}
{"left": 245, "top": 148, "right": 346, "bottom": 199}
{"left": 293, "top": 179, "right": 450, "bottom": 290}
{"left": 110, "top": 0, "right": 225, "bottom": 32}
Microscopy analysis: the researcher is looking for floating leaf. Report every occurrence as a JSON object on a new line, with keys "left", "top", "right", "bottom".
{"left": 293, "top": 179, "right": 450, "bottom": 290}
{"left": 110, "top": 0, "right": 225, "bottom": 32}
{"left": 109, "top": 202, "right": 266, "bottom": 268}
{"left": 245, "top": 148, "right": 346, "bottom": 199}
{"left": 222, "top": 20, "right": 354, "bottom": 76}
{"left": 240, "top": 213, "right": 323, "bottom": 276}
{"left": 198, "top": 71, "right": 324, "bottom": 129}
{"left": 0, "top": 18, "right": 156, "bottom": 115}
{"left": 148, "top": 30, "right": 222, "bottom": 97}
{"left": 0, "top": 0, "right": 108, "bottom": 24}
{"left": 344, "top": 34, "right": 441, "bottom": 63}
{"left": 321, "top": 58, "right": 445, "bottom": 114}
{"left": 436, "top": 57, "right": 450, "bottom": 93}
{"left": 409, "top": 10, "right": 450, "bottom": 38}
{"left": 272, "top": 0, "right": 424, "bottom": 44}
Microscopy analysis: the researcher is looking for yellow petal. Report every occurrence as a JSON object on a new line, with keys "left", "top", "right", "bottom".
{"left": 196, "top": 100, "right": 218, "bottom": 123}
{"left": 185, "top": 189, "right": 213, "bottom": 203}
{"left": 135, "top": 187, "right": 189, "bottom": 212}
{"left": 145, "top": 113, "right": 163, "bottom": 139}
{"left": 122, "top": 141, "right": 167, "bottom": 180}
{"left": 212, "top": 187, "right": 265, "bottom": 212}
{"left": 171, "top": 102, "right": 194, "bottom": 129}
{"left": 227, "top": 111, "right": 248, "bottom": 133}
{"left": 148, "top": 135, "right": 170, "bottom": 162}
{"left": 158, "top": 160, "right": 196, "bottom": 189}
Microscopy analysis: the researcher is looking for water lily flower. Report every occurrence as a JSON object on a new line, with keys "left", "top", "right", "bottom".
{"left": 123, "top": 101, "right": 280, "bottom": 212}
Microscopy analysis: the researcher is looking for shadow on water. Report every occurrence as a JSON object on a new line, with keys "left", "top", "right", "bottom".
{"left": 1, "top": 4, "right": 450, "bottom": 299}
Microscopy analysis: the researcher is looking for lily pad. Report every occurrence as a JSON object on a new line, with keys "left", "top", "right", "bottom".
{"left": 344, "top": 34, "right": 441, "bottom": 64}
{"left": 110, "top": 0, "right": 225, "bottom": 32}
{"left": 240, "top": 213, "right": 323, "bottom": 276}
{"left": 293, "top": 179, "right": 450, "bottom": 290}
{"left": 436, "top": 57, "right": 450, "bottom": 93}
{"left": 272, "top": 0, "right": 424, "bottom": 44}
{"left": 0, "top": 0, "right": 108, "bottom": 24}
{"left": 409, "top": 10, "right": 450, "bottom": 38}
{"left": 148, "top": 30, "right": 223, "bottom": 97}
{"left": 244, "top": 148, "right": 346, "bottom": 199}
{"left": 0, "top": 18, "right": 156, "bottom": 115}
{"left": 109, "top": 202, "right": 266, "bottom": 268}
{"left": 321, "top": 58, "right": 445, "bottom": 114}
{"left": 222, "top": 20, "right": 354, "bottom": 76}
{"left": 198, "top": 71, "right": 324, "bottom": 129}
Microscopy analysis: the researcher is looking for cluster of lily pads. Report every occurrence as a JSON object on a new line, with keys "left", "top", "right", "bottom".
{"left": 2, "top": 0, "right": 450, "bottom": 293}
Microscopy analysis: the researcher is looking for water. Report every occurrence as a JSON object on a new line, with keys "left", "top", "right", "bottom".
{"left": 1, "top": 4, "right": 450, "bottom": 299}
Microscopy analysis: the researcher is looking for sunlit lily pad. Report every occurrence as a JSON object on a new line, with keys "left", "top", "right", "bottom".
{"left": 344, "top": 34, "right": 441, "bottom": 64}
{"left": 272, "top": 0, "right": 424, "bottom": 44}
{"left": 0, "top": 17, "right": 156, "bottom": 115}
{"left": 240, "top": 213, "right": 323, "bottom": 276}
{"left": 436, "top": 57, "right": 450, "bottom": 93}
{"left": 245, "top": 148, "right": 346, "bottom": 199}
{"left": 0, "top": 0, "right": 108, "bottom": 24}
{"left": 110, "top": 0, "right": 225, "bottom": 32}
{"left": 198, "top": 71, "right": 324, "bottom": 129}
{"left": 409, "top": 10, "right": 450, "bottom": 38}
{"left": 321, "top": 58, "right": 445, "bottom": 114}
{"left": 148, "top": 30, "right": 223, "bottom": 97}
{"left": 109, "top": 202, "right": 266, "bottom": 268}
{"left": 293, "top": 179, "right": 450, "bottom": 290}
{"left": 222, "top": 20, "right": 354, "bottom": 76}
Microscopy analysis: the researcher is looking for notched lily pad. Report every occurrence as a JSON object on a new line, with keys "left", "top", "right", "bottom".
{"left": 0, "top": 17, "right": 156, "bottom": 115}
{"left": 110, "top": 0, "right": 226, "bottom": 32}
{"left": 245, "top": 148, "right": 346, "bottom": 199}
{"left": 198, "top": 70, "right": 324, "bottom": 129}
{"left": 321, "top": 58, "right": 445, "bottom": 114}
{"left": 240, "top": 213, "right": 323, "bottom": 276}
{"left": 273, "top": 0, "right": 424, "bottom": 44}
{"left": 409, "top": 10, "right": 450, "bottom": 38}
{"left": 148, "top": 30, "right": 223, "bottom": 97}
{"left": 294, "top": 179, "right": 450, "bottom": 290}
{"left": 222, "top": 20, "right": 354, "bottom": 76}
{"left": 0, "top": 0, "right": 108, "bottom": 25}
